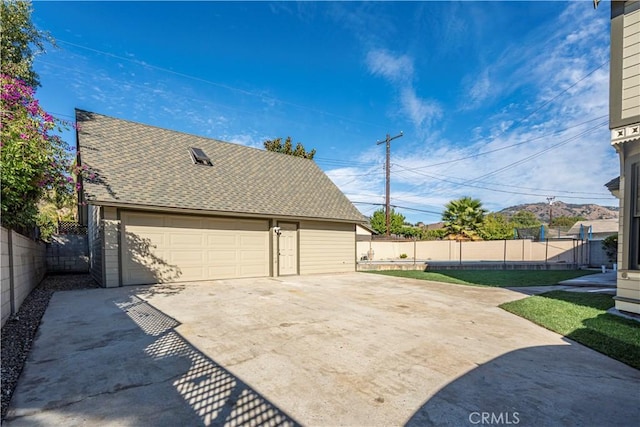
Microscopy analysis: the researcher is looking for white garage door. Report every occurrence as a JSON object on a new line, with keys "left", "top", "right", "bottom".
{"left": 121, "top": 212, "right": 269, "bottom": 285}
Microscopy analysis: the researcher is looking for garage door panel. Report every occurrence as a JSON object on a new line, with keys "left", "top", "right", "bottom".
{"left": 208, "top": 234, "right": 236, "bottom": 246}
{"left": 166, "top": 217, "right": 204, "bottom": 229}
{"left": 169, "top": 233, "right": 205, "bottom": 247}
{"left": 240, "top": 249, "right": 267, "bottom": 261}
{"left": 126, "top": 230, "right": 165, "bottom": 244}
{"left": 240, "top": 265, "right": 268, "bottom": 275}
{"left": 126, "top": 213, "right": 164, "bottom": 227}
{"left": 207, "top": 265, "right": 238, "bottom": 277}
{"left": 169, "top": 250, "right": 206, "bottom": 264}
{"left": 122, "top": 212, "right": 269, "bottom": 285}
{"left": 178, "top": 266, "right": 206, "bottom": 279}
{"left": 208, "top": 250, "right": 239, "bottom": 263}
{"left": 239, "top": 234, "right": 267, "bottom": 246}
{"left": 237, "top": 220, "right": 269, "bottom": 231}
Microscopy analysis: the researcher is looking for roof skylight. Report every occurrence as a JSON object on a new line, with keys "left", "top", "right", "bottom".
{"left": 189, "top": 147, "right": 213, "bottom": 166}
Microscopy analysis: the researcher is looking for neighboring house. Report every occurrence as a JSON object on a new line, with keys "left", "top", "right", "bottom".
{"left": 356, "top": 223, "right": 375, "bottom": 260}
{"left": 422, "top": 222, "right": 445, "bottom": 231}
{"left": 605, "top": 176, "right": 621, "bottom": 198}
{"left": 608, "top": 1, "right": 640, "bottom": 314}
{"left": 76, "top": 110, "right": 365, "bottom": 287}
{"left": 356, "top": 223, "right": 375, "bottom": 242}
{"left": 567, "top": 219, "right": 619, "bottom": 240}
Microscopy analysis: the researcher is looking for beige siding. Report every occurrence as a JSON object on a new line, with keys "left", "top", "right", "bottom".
{"left": 299, "top": 221, "right": 355, "bottom": 274}
{"left": 622, "top": 8, "right": 640, "bottom": 119}
{"left": 618, "top": 172, "right": 626, "bottom": 273}
{"left": 87, "top": 205, "right": 103, "bottom": 285}
{"left": 103, "top": 207, "right": 120, "bottom": 287}
{"left": 121, "top": 212, "right": 269, "bottom": 285}
{"left": 616, "top": 299, "right": 640, "bottom": 314}
{"left": 616, "top": 270, "right": 640, "bottom": 314}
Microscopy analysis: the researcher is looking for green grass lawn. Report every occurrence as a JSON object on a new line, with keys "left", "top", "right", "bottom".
{"left": 500, "top": 291, "right": 640, "bottom": 370}
{"left": 366, "top": 269, "right": 598, "bottom": 287}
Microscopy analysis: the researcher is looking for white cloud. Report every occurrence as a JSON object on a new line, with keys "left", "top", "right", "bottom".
{"left": 463, "top": 69, "right": 492, "bottom": 110}
{"left": 366, "top": 49, "right": 414, "bottom": 83}
{"left": 399, "top": 88, "right": 442, "bottom": 130}
{"left": 225, "top": 133, "right": 268, "bottom": 149}
{"left": 365, "top": 49, "right": 442, "bottom": 135}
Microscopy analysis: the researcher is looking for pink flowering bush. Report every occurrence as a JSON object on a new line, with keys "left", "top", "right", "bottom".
{"left": 1, "top": 73, "right": 75, "bottom": 230}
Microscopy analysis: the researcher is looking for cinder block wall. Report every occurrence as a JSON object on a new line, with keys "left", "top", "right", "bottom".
{"left": 1, "top": 228, "right": 11, "bottom": 326}
{"left": 589, "top": 240, "right": 614, "bottom": 268}
{"left": 357, "top": 239, "right": 584, "bottom": 263}
{"left": 1, "top": 227, "right": 46, "bottom": 326}
{"left": 46, "top": 234, "right": 89, "bottom": 273}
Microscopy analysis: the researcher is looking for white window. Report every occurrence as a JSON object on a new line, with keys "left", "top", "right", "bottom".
{"left": 630, "top": 159, "right": 640, "bottom": 270}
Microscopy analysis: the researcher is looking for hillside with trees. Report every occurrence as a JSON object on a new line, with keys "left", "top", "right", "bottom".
{"left": 498, "top": 201, "right": 618, "bottom": 223}
{"left": 370, "top": 199, "right": 617, "bottom": 241}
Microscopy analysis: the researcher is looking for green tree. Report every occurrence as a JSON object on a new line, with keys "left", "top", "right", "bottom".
{"left": 510, "top": 210, "right": 541, "bottom": 229}
{"left": 263, "top": 136, "right": 316, "bottom": 160}
{"left": 400, "top": 226, "right": 420, "bottom": 238}
{"left": 420, "top": 228, "right": 447, "bottom": 241}
{"left": 442, "top": 197, "right": 487, "bottom": 240}
{"left": 550, "top": 216, "right": 585, "bottom": 227}
{"left": 602, "top": 234, "right": 618, "bottom": 264}
{"left": 370, "top": 208, "right": 405, "bottom": 235}
{"left": 1, "top": 1, "right": 75, "bottom": 233}
{"left": 480, "top": 213, "right": 513, "bottom": 240}
{"left": 0, "top": 0, "right": 52, "bottom": 88}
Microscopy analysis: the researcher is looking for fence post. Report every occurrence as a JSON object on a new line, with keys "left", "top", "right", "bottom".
{"left": 503, "top": 239, "right": 507, "bottom": 268}
{"left": 545, "top": 239, "right": 549, "bottom": 266}
{"left": 413, "top": 238, "right": 416, "bottom": 266}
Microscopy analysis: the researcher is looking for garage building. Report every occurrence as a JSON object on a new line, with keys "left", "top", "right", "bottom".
{"left": 76, "top": 110, "right": 365, "bottom": 287}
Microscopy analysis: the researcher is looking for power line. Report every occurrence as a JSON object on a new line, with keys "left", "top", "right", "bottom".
{"left": 54, "top": 39, "right": 389, "bottom": 130}
{"left": 394, "top": 164, "right": 612, "bottom": 197}
{"left": 464, "top": 120, "right": 607, "bottom": 184}
{"left": 37, "top": 59, "right": 317, "bottom": 125}
{"left": 314, "top": 157, "right": 379, "bottom": 168}
{"left": 396, "top": 115, "right": 607, "bottom": 171}
{"left": 351, "top": 201, "right": 442, "bottom": 216}
{"left": 392, "top": 166, "right": 614, "bottom": 200}
{"left": 325, "top": 115, "right": 609, "bottom": 183}
{"left": 478, "top": 59, "right": 609, "bottom": 145}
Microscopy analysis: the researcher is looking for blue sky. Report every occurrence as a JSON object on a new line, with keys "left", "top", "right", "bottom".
{"left": 31, "top": 1, "right": 617, "bottom": 224}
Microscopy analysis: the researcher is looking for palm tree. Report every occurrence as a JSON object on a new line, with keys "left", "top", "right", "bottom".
{"left": 442, "top": 196, "right": 486, "bottom": 240}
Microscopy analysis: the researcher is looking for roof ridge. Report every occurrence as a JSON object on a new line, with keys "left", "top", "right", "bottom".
{"left": 76, "top": 109, "right": 366, "bottom": 222}
{"left": 75, "top": 108, "right": 314, "bottom": 160}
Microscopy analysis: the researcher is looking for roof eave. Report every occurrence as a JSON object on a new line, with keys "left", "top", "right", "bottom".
{"left": 86, "top": 200, "right": 365, "bottom": 224}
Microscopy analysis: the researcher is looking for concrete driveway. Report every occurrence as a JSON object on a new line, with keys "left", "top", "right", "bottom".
{"left": 5, "top": 273, "right": 639, "bottom": 426}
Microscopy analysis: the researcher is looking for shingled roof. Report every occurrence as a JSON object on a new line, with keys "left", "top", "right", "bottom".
{"left": 76, "top": 110, "right": 365, "bottom": 223}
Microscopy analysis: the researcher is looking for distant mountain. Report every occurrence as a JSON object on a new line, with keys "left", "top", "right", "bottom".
{"left": 497, "top": 201, "right": 618, "bottom": 223}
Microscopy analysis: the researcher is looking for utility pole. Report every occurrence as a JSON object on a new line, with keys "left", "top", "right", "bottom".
{"left": 377, "top": 131, "right": 403, "bottom": 236}
{"left": 547, "top": 196, "right": 556, "bottom": 226}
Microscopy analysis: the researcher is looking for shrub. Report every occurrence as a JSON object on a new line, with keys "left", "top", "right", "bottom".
{"left": 602, "top": 234, "right": 618, "bottom": 264}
